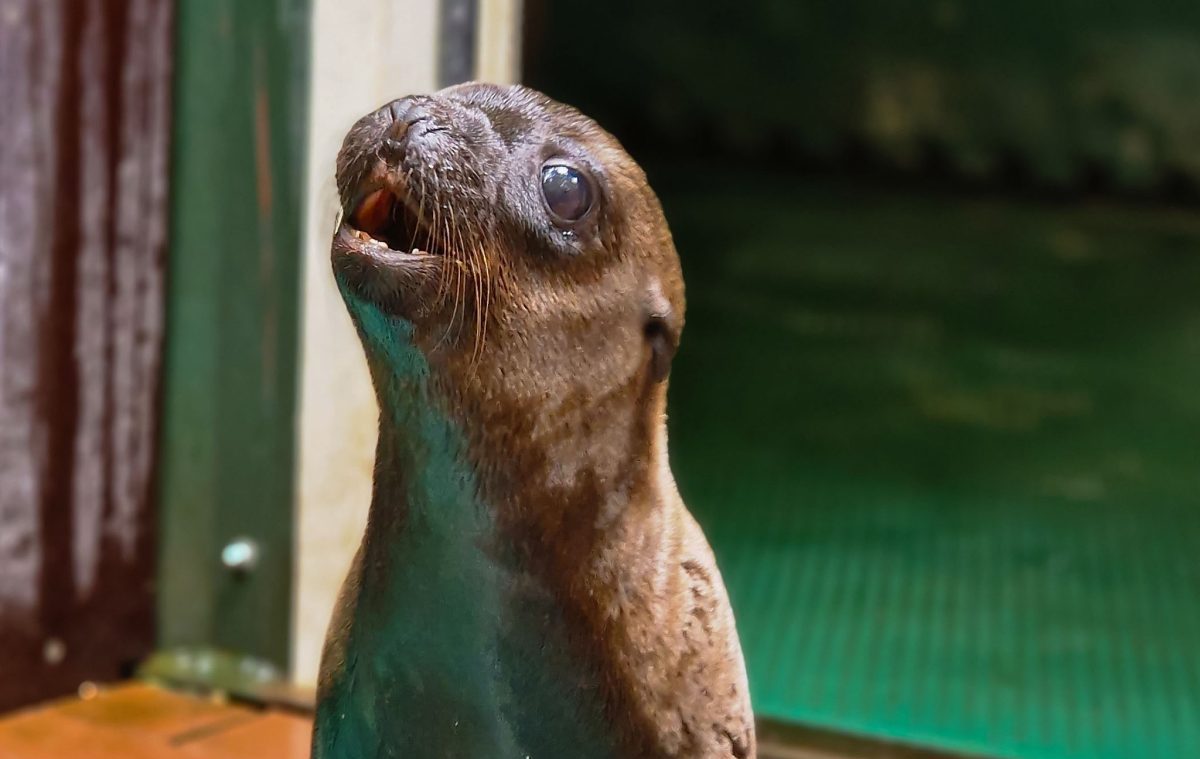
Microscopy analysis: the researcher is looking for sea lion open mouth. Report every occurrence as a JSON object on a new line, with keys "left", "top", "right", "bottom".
{"left": 342, "top": 179, "right": 442, "bottom": 260}
{"left": 331, "top": 110, "right": 453, "bottom": 310}
{"left": 332, "top": 181, "right": 443, "bottom": 311}
{"left": 335, "top": 98, "right": 452, "bottom": 272}
{"left": 345, "top": 174, "right": 448, "bottom": 258}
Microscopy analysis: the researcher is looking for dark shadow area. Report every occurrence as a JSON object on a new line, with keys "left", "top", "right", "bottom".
{"left": 527, "top": 4, "right": 1200, "bottom": 758}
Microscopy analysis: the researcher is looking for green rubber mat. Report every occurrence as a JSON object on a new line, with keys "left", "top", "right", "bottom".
{"left": 662, "top": 168, "right": 1200, "bottom": 759}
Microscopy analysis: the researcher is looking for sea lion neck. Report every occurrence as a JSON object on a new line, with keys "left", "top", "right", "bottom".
{"left": 331, "top": 290, "right": 625, "bottom": 759}
{"left": 343, "top": 277, "right": 669, "bottom": 568}
{"left": 338, "top": 287, "right": 481, "bottom": 542}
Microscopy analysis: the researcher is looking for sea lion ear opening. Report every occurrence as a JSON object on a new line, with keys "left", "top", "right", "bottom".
{"left": 644, "top": 283, "right": 679, "bottom": 383}
{"left": 645, "top": 316, "right": 676, "bottom": 382}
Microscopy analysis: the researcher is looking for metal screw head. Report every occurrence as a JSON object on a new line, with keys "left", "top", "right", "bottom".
{"left": 221, "top": 537, "right": 259, "bottom": 573}
{"left": 43, "top": 638, "right": 66, "bottom": 665}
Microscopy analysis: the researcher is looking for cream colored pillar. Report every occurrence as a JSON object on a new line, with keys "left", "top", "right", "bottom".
{"left": 292, "top": 0, "right": 523, "bottom": 687}
{"left": 477, "top": 0, "right": 523, "bottom": 84}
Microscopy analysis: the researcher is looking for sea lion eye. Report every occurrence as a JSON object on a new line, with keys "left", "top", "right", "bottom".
{"left": 540, "top": 163, "right": 593, "bottom": 224}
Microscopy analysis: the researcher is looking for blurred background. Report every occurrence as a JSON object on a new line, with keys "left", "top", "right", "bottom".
{"left": 1, "top": 1, "right": 1198, "bottom": 757}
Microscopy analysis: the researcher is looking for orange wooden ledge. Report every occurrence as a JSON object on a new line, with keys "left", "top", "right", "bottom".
{"left": 0, "top": 683, "right": 311, "bottom": 759}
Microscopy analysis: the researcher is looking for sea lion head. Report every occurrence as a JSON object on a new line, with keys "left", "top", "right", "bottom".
{"left": 332, "top": 83, "right": 684, "bottom": 534}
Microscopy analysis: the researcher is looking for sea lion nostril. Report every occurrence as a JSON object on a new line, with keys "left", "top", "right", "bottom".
{"left": 382, "top": 136, "right": 405, "bottom": 156}
{"left": 380, "top": 100, "right": 437, "bottom": 159}
{"left": 380, "top": 100, "right": 414, "bottom": 155}
{"left": 381, "top": 121, "right": 408, "bottom": 158}
{"left": 385, "top": 97, "right": 413, "bottom": 124}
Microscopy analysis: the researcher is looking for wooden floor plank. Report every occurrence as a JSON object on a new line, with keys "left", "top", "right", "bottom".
{"left": 0, "top": 683, "right": 311, "bottom": 759}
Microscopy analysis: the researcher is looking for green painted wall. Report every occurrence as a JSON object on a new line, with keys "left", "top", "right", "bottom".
{"left": 530, "top": 0, "right": 1200, "bottom": 192}
{"left": 655, "top": 164, "right": 1200, "bottom": 759}
{"left": 158, "top": 0, "right": 310, "bottom": 668}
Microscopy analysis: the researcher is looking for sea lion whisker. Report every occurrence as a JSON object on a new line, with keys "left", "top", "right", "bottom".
{"left": 433, "top": 207, "right": 462, "bottom": 351}
{"left": 468, "top": 234, "right": 487, "bottom": 365}
{"left": 456, "top": 214, "right": 481, "bottom": 363}
{"left": 449, "top": 203, "right": 470, "bottom": 352}
{"left": 468, "top": 236, "right": 487, "bottom": 366}
{"left": 430, "top": 183, "right": 454, "bottom": 310}
{"left": 407, "top": 166, "right": 426, "bottom": 251}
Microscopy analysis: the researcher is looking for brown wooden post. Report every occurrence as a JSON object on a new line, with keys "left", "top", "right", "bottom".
{"left": 0, "top": 0, "right": 171, "bottom": 711}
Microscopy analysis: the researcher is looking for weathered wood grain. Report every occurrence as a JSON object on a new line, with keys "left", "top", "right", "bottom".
{"left": 0, "top": 0, "right": 171, "bottom": 711}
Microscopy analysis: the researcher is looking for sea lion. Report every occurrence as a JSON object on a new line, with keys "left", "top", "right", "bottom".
{"left": 313, "top": 82, "right": 754, "bottom": 759}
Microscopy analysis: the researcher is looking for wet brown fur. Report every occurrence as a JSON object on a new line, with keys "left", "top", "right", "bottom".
{"left": 319, "top": 83, "right": 755, "bottom": 758}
